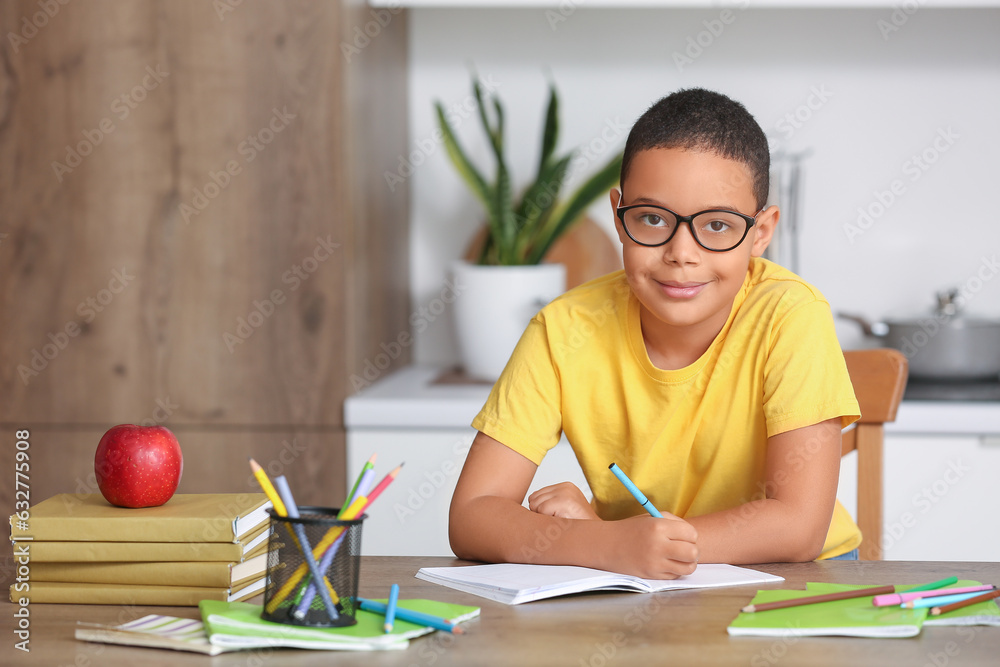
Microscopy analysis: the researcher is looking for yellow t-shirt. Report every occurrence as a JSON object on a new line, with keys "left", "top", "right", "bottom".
{"left": 472, "top": 257, "right": 862, "bottom": 559}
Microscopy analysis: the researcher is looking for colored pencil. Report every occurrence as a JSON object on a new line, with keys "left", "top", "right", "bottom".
{"left": 384, "top": 584, "right": 400, "bottom": 633}
{"left": 272, "top": 475, "right": 340, "bottom": 622}
{"left": 358, "top": 597, "right": 464, "bottom": 634}
{"left": 906, "top": 591, "right": 992, "bottom": 609}
{"left": 249, "top": 458, "right": 287, "bottom": 516}
{"left": 341, "top": 453, "right": 377, "bottom": 517}
{"left": 875, "top": 585, "right": 995, "bottom": 607}
{"left": 905, "top": 576, "right": 959, "bottom": 593}
{"left": 741, "top": 585, "right": 896, "bottom": 613}
{"left": 608, "top": 463, "right": 662, "bottom": 518}
{"left": 930, "top": 589, "right": 1000, "bottom": 616}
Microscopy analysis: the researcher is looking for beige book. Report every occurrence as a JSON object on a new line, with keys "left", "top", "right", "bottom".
{"left": 30, "top": 552, "right": 267, "bottom": 588}
{"left": 11, "top": 575, "right": 265, "bottom": 606}
{"left": 9, "top": 493, "right": 271, "bottom": 543}
{"left": 18, "top": 524, "right": 270, "bottom": 562}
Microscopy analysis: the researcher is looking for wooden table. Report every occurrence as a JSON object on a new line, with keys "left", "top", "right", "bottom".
{"left": 4, "top": 558, "right": 999, "bottom": 666}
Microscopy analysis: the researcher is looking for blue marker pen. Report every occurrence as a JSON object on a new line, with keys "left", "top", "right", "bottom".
{"left": 608, "top": 463, "right": 662, "bottom": 518}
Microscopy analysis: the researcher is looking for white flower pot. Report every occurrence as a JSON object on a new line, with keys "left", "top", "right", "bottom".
{"left": 451, "top": 261, "right": 567, "bottom": 382}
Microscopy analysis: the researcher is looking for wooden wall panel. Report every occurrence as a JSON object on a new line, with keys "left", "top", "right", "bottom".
{"left": 0, "top": 1, "right": 409, "bottom": 511}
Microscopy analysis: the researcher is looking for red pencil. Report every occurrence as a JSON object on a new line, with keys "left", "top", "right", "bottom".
{"left": 358, "top": 463, "right": 404, "bottom": 511}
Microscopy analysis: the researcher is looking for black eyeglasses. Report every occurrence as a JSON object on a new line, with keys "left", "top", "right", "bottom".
{"left": 616, "top": 200, "right": 763, "bottom": 252}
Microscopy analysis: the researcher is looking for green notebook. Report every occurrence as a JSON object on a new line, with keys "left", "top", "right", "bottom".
{"left": 728, "top": 581, "right": 1000, "bottom": 638}
{"left": 727, "top": 586, "right": 927, "bottom": 638}
{"left": 199, "top": 599, "right": 480, "bottom": 651}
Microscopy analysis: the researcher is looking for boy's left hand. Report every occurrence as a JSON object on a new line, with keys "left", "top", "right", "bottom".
{"left": 528, "top": 482, "right": 600, "bottom": 520}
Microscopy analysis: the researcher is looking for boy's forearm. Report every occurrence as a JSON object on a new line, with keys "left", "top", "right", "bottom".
{"left": 450, "top": 495, "right": 606, "bottom": 568}
{"left": 686, "top": 498, "right": 829, "bottom": 563}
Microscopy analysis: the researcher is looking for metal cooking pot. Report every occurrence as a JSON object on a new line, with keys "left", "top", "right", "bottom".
{"left": 839, "top": 290, "right": 1000, "bottom": 380}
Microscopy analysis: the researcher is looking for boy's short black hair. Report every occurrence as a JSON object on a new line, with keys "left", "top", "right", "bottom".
{"left": 621, "top": 88, "right": 770, "bottom": 211}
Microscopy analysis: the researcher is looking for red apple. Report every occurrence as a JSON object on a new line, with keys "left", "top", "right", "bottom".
{"left": 95, "top": 424, "right": 183, "bottom": 508}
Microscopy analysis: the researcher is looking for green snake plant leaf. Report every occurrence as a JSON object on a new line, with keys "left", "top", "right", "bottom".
{"left": 513, "top": 153, "right": 573, "bottom": 261}
{"left": 435, "top": 101, "right": 493, "bottom": 212}
{"left": 526, "top": 151, "right": 623, "bottom": 265}
{"left": 537, "top": 84, "right": 559, "bottom": 176}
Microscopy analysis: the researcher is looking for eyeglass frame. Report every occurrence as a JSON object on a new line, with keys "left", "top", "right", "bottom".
{"left": 615, "top": 198, "right": 766, "bottom": 252}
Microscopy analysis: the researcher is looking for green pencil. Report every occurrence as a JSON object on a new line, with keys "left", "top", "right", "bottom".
{"left": 342, "top": 453, "right": 377, "bottom": 517}
{"left": 904, "top": 576, "right": 959, "bottom": 593}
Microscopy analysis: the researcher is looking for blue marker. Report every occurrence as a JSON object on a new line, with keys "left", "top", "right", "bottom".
{"left": 608, "top": 463, "right": 662, "bottom": 518}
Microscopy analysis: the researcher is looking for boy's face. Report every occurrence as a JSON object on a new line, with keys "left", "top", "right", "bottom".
{"left": 611, "top": 147, "right": 778, "bottom": 343}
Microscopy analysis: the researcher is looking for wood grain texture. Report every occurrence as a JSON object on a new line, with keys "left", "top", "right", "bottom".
{"left": 0, "top": 0, "right": 409, "bottom": 427}
{"left": 2, "top": 558, "right": 998, "bottom": 666}
{"left": 0, "top": 1, "right": 409, "bottom": 508}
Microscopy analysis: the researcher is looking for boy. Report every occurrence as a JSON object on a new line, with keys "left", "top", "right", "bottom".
{"left": 449, "top": 89, "right": 861, "bottom": 579}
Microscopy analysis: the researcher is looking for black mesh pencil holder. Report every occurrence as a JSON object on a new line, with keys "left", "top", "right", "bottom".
{"left": 262, "top": 506, "right": 365, "bottom": 628}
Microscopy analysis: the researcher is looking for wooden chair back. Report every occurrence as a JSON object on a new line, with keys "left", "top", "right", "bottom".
{"left": 841, "top": 348, "right": 909, "bottom": 560}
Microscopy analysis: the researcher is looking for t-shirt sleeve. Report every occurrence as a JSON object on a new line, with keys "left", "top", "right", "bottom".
{"left": 471, "top": 313, "right": 564, "bottom": 466}
{"left": 762, "top": 297, "right": 861, "bottom": 437}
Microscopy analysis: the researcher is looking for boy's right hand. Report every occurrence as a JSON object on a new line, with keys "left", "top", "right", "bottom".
{"left": 604, "top": 515, "right": 699, "bottom": 580}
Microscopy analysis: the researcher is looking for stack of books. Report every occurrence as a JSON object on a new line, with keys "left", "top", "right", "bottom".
{"left": 9, "top": 493, "right": 272, "bottom": 606}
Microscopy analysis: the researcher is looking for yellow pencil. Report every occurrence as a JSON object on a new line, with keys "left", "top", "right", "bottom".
{"left": 249, "top": 458, "right": 288, "bottom": 516}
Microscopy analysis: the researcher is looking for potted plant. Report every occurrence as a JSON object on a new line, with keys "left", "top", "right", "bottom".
{"left": 437, "top": 77, "right": 623, "bottom": 380}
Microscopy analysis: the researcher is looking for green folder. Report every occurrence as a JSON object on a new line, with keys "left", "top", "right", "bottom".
{"left": 199, "top": 599, "right": 480, "bottom": 651}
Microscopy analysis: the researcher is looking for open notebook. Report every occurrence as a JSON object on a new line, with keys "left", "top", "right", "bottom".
{"left": 415, "top": 563, "right": 783, "bottom": 605}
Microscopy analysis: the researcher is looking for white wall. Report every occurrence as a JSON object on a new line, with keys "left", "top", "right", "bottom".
{"left": 404, "top": 7, "right": 1000, "bottom": 365}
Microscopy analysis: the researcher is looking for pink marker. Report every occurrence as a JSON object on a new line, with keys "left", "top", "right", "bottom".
{"left": 872, "top": 585, "right": 996, "bottom": 607}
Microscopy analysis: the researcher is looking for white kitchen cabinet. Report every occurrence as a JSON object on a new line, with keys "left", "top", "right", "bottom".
{"left": 838, "top": 402, "right": 1000, "bottom": 561}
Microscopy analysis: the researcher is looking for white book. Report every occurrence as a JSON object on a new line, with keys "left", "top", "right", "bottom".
{"left": 415, "top": 562, "right": 784, "bottom": 605}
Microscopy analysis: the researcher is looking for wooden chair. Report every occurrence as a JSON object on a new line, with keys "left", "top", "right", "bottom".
{"left": 841, "top": 349, "right": 909, "bottom": 560}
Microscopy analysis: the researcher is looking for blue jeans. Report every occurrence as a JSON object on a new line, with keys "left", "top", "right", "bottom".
{"left": 827, "top": 548, "right": 859, "bottom": 561}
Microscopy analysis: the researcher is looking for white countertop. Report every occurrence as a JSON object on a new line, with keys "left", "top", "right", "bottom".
{"left": 344, "top": 364, "right": 1000, "bottom": 436}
